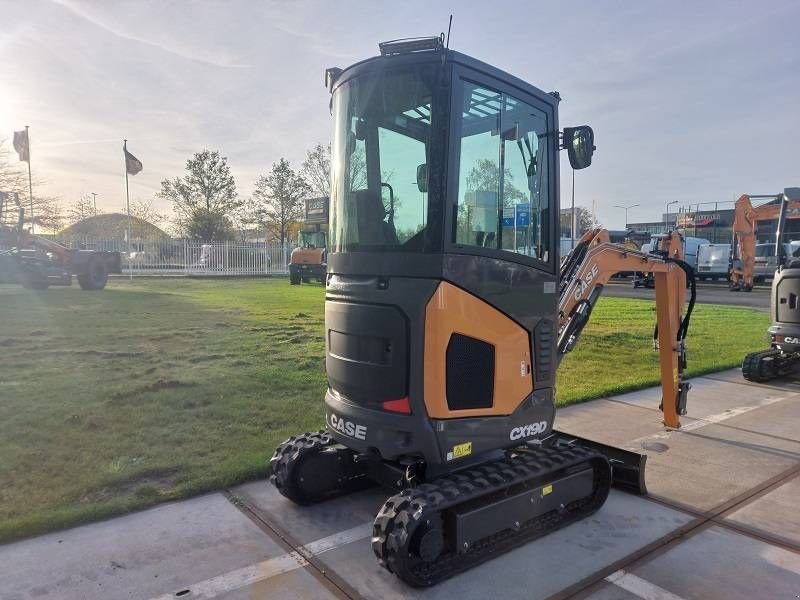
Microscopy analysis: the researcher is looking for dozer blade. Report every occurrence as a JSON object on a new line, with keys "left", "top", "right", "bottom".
{"left": 550, "top": 430, "right": 648, "bottom": 495}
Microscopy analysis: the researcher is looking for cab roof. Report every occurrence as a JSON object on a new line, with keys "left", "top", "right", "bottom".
{"left": 328, "top": 42, "right": 560, "bottom": 110}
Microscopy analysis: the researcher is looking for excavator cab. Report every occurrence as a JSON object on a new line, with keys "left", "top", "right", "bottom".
{"left": 324, "top": 36, "right": 590, "bottom": 472}
{"left": 271, "top": 38, "right": 691, "bottom": 587}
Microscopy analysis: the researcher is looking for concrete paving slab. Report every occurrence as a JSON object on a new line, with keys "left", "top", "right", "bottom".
{"left": 719, "top": 395, "right": 800, "bottom": 442}
{"left": 234, "top": 480, "right": 387, "bottom": 545}
{"left": 556, "top": 398, "right": 696, "bottom": 447}
{"left": 604, "top": 373, "right": 800, "bottom": 422}
{"left": 215, "top": 569, "right": 338, "bottom": 600}
{"left": 640, "top": 422, "right": 800, "bottom": 511}
{"left": 0, "top": 492, "right": 328, "bottom": 600}
{"left": 624, "top": 526, "right": 800, "bottom": 600}
{"left": 703, "top": 367, "right": 800, "bottom": 391}
{"left": 584, "top": 580, "right": 642, "bottom": 599}
{"left": 725, "top": 475, "right": 800, "bottom": 545}
{"left": 312, "top": 491, "right": 691, "bottom": 600}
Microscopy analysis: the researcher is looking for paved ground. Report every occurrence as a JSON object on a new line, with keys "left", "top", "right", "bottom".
{"left": 2, "top": 369, "right": 799, "bottom": 600}
{"left": 604, "top": 280, "right": 770, "bottom": 310}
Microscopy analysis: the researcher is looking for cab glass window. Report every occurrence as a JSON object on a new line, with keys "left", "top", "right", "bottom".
{"left": 454, "top": 81, "right": 550, "bottom": 263}
{"left": 330, "top": 67, "right": 435, "bottom": 252}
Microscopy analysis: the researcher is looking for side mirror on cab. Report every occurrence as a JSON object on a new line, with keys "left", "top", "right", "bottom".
{"left": 562, "top": 126, "right": 595, "bottom": 170}
{"left": 416, "top": 163, "right": 428, "bottom": 193}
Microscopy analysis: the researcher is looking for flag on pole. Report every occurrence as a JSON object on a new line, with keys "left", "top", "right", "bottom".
{"left": 13, "top": 129, "right": 30, "bottom": 162}
{"left": 124, "top": 143, "right": 143, "bottom": 175}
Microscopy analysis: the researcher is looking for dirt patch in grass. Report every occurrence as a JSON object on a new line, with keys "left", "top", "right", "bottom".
{"left": 186, "top": 354, "right": 228, "bottom": 363}
{"left": 80, "top": 468, "right": 181, "bottom": 504}
{"left": 110, "top": 379, "right": 196, "bottom": 401}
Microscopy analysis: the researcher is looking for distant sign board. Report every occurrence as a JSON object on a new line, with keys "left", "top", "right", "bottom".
{"left": 501, "top": 205, "right": 530, "bottom": 228}
{"left": 515, "top": 204, "right": 530, "bottom": 227}
{"left": 502, "top": 207, "right": 514, "bottom": 227}
{"left": 305, "top": 197, "right": 329, "bottom": 225}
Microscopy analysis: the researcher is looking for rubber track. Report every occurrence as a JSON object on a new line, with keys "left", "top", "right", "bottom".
{"left": 269, "top": 430, "right": 371, "bottom": 505}
{"left": 371, "top": 445, "right": 611, "bottom": 587}
{"left": 742, "top": 350, "right": 777, "bottom": 382}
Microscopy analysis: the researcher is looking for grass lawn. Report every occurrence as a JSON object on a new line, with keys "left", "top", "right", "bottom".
{"left": 0, "top": 278, "right": 769, "bottom": 542}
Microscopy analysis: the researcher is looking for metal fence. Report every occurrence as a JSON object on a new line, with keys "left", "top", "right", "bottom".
{"left": 59, "top": 239, "right": 291, "bottom": 276}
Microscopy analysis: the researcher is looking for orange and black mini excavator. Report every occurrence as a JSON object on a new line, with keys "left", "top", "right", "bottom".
{"left": 735, "top": 188, "right": 800, "bottom": 381}
{"left": 270, "top": 37, "right": 695, "bottom": 587}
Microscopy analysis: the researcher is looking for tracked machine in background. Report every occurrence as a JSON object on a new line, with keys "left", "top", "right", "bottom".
{"left": 729, "top": 188, "right": 800, "bottom": 291}
{"left": 269, "top": 37, "right": 695, "bottom": 587}
{"left": 0, "top": 192, "right": 121, "bottom": 290}
{"left": 289, "top": 196, "right": 329, "bottom": 284}
{"left": 741, "top": 189, "right": 800, "bottom": 381}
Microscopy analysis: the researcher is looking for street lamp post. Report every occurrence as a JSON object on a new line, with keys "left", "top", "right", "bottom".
{"left": 92, "top": 192, "right": 97, "bottom": 216}
{"left": 614, "top": 203, "right": 639, "bottom": 229}
{"left": 664, "top": 200, "right": 678, "bottom": 232}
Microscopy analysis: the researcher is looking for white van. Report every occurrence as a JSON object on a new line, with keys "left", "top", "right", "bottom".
{"left": 696, "top": 244, "right": 731, "bottom": 280}
{"left": 643, "top": 235, "right": 707, "bottom": 266}
{"left": 681, "top": 237, "right": 709, "bottom": 270}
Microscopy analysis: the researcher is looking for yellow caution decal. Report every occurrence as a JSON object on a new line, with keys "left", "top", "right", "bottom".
{"left": 541, "top": 484, "right": 553, "bottom": 497}
{"left": 447, "top": 442, "right": 472, "bottom": 461}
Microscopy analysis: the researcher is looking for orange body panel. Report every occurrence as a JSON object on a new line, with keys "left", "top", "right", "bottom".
{"left": 423, "top": 282, "right": 533, "bottom": 419}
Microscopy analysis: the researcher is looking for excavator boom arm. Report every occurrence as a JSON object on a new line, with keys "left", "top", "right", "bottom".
{"left": 559, "top": 230, "right": 693, "bottom": 428}
{"left": 730, "top": 190, "right": 800, "bottom": 289}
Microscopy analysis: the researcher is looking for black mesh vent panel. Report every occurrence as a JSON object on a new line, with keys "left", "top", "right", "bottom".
{"left": 446, "top": 334, "right": 494, "bottom": 410}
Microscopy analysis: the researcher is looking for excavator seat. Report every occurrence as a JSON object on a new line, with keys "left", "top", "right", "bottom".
{"left": 354, "top": 190, "right": 397, "bottom": 246}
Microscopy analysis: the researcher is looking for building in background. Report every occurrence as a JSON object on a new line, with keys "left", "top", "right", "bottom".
{"left": 629, "top": 207, "right": 736, "bottom": 243}
{"left": 629, "top": 199, "right": 800, "bottom": 245}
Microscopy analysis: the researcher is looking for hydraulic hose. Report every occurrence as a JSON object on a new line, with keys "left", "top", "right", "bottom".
{"left": 560, "top": 239, "right": 590, "bottom": 296}
{"left": 668, "top": 258, "right": 696, "bottom": 342}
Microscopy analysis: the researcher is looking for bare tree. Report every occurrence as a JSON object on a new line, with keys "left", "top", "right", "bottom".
{"left": 126, "top": 198, "right": 169, "bottom": 239}
{"left": 0, "top": 138, "right": 26, "bottom": 197}
{"left": 301, "top": 144, "right": 331, "bottom": 197}
{"left": 559, "top": 207, "right": 594, "bottom": 237}
{"left": 254, "top": 158, "right": 309, "bottom": 245}
{"left": 0, "top": 138, "right": 64, "bottom": 233}
{"left": 231, "top": 195, "right": 265, "bottom": 242}
{"left": 130, "top": 199, "right": 166, "bottom": 228}
{"left": 33, "top": 195, "right": 65, "bottom": 233}
{"left": 67, "top": 195, "right": 96, "bottom": 225}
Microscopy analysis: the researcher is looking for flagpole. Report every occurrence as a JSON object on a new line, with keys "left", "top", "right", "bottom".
{"left": 124, "top": 139, "right": 132, "bottom": 280}
{"left": 26, "top": 125, "right": 34, "bottom": 234}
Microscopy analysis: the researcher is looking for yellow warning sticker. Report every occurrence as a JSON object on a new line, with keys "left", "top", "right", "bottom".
{"left": 541, "top": 484, "right": 553, "bottom": 496}
{"left": 451, "top": 442, "right": 472, "bottom": 460}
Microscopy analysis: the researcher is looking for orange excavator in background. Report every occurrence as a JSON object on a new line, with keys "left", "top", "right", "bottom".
{"left": 729, "top": 188, "right": 800, "bottom": 291}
